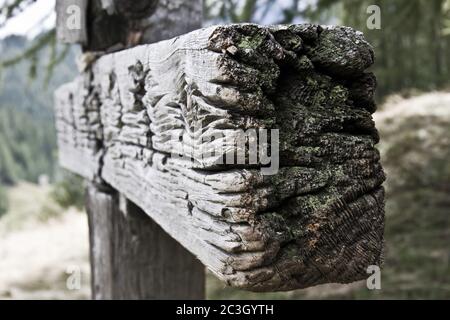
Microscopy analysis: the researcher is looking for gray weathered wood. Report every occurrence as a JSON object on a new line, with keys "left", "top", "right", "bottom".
{"left": 74, "top": 0, "right": 206, "bottom": 299}
{"left": 55, "top": 24, "right": 385, "bottom": 291}
{"left": 141, "top": 0, "right": 203, "bottom": 44}
{"left": 56, "top": 0, "right": 88, "bottom": 44}
{"left": 86, "top": 183, "right": 205, "bottom": 299}
{"left": 86, "top": 184, "right": 113, "bottom": 299}
{"left": 82, "top": 0, "right": 202, "bottom": 52}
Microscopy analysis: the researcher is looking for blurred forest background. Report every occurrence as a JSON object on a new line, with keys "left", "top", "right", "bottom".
{"left": 0, "top": 0, "right": 449, "bottom": 299}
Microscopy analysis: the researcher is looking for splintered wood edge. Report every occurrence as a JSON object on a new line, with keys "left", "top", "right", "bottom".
{"left": 55, "top": 23, "right": 385, "bottom": 291}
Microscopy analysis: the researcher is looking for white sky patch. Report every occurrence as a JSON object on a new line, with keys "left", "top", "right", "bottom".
{"left": 0, "top": 0, "right": 55, "bottom": 39}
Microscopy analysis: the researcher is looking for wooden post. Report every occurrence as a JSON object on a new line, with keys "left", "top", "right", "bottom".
{"left": 69, "top": 0, "right": 205, "bottom": 299}
{"left": 86, "top": 183, "right": 205, "bottom": 299}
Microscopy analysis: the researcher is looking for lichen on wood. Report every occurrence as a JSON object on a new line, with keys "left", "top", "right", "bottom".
{"left": 55, "top": 23, "right": 385, "bottom": 291}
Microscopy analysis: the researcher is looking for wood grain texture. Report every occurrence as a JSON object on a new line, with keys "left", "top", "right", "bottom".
{"left": 55, "top": 24, "right": 385, "bottom": 291}
{"left": 86, "top": 183, "right": 205, "bottom": 299}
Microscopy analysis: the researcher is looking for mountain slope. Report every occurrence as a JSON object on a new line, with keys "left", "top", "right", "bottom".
{"left": 0, "top": 35, "right": 78, "bottom": 184}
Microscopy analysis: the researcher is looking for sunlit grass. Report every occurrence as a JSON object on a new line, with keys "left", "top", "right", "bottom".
{"left": 0, "top": 182, "right": 90, "bottom": 300}
{"left": 0, "top": 182, "right": 64, "bottom": 234}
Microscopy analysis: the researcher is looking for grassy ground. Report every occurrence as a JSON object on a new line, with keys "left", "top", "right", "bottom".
{"left": 0, "top": 183, "right": 90, "bottom": 299}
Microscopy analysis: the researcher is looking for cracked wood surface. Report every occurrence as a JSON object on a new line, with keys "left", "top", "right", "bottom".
{"left": 55, "top": 24, "right": 385, "bottom": 291}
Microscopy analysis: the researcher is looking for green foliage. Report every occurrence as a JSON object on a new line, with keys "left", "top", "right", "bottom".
{"left": 0, "top": 29, "right": 70, "bottom": 84}
{"left": 0, "top": 0, "right": 70, "bottom": 82}
{"left": 204, "top": 0, "right": 304, "bottom": 24}
{"left": 0, "top": 35, "right": 77, "bottom": 186}
{"left": 0, "top": 106, "right": 56, "bottom": 185}
{"left": 444, "top": 0, "right": 450, "bottom": 35}
{"left": 38, "top": 200, "right": 63, "bottom": 222}
{"left": 0, "top": 184, "right": 8, "bottom": 216}
{"left": 51, "top": 171, "right": 84, "bottom": 210}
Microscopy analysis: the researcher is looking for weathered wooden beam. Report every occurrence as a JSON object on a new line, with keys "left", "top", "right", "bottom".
{"left": 86, "top": 183, "right": 205, "bottom": 299}
{"left": 73, "top": 0, "right": 205, "bottom": 300}
{"left": 55, "top": 24, "right": 385, "bottom": 291}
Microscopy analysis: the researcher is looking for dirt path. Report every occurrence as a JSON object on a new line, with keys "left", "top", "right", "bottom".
{"left": 0, "top": 209, "right": 91, "bottom": 299}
